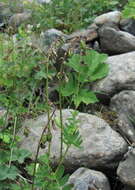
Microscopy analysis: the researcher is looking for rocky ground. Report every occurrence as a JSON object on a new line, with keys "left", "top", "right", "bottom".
{"left": 1, "top": 1, "right": 135, "bottom": 190}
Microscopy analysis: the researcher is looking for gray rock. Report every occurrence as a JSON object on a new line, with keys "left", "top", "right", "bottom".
{"left": 18, "top": 109, "right": 127, "bottom": 171}
{"left": 94, "top": 11, "right": 122, "bottom": 26}
{"left": 68, "top": 167, "right": 111, "bottom": 190}
{"left": 117, "top": 147, "right": 135, "bottom": 188}
{"left": 22, "top": 0, "right": 51, "bottom": 4}
{"left": 123, "top": 186, "right": 135, "bottom": 190}
{"left": 0, "top": 2, "right": 12, "bottom": 26}
{"left": 40, "top": 29, "right": 67, "bottom": 53}
{"left": 99, "top": 26, "right": 135, "bottom": 54}
{"left": 110, "top": 90, "right": 135, "bottom": 143}
{"left": 37, "top": 0, "right": 51, "bottom": 3}
{"left": 0, "top": 108, "right": 6, "bottom": 118}
{"left": 8, "top": 12, "right": 32, "bottom": 28}
{"left": 92, "top": 51, "right": 135, "bottom": 97}
{"left": 67, "top": 28, "right": 98, "bottom": 42}
{"left": 93, "top": 41, "right": 101, "bottom": 52}
{"left": 57, "top": 27, "right": 98, "bottom": 60}
{"left": 9, "top": 1, "right": 24, "bottom": 13}
{"left": 0, "top": 108, "right": 8, "bottom": 132}
{"left": 120, "top": 18, "right": 135, "bottom": 36}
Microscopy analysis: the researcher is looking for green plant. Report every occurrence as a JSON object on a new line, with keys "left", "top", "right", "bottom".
{"left": 0, "top": 36, "right": 108, "bottom": 189}
{"left": 59, "top": 50, "right": 108, "bottom": 108}
{"left": 27, "top": 110, "right": 82, "bottom": 190}
{"left": 23, "top": 0, "right": 121, "bottom": 33}
{"left": 122, "top": 0, "right": 135, "bottom": 18}
{"left": 0, "top": 29, "right": 56, "bottom": 117}
{"left": 0, "top": 115, "right": 31, "bottom": 190}
{"left": 0, "top": 5, "right": 109, "bottom": 188}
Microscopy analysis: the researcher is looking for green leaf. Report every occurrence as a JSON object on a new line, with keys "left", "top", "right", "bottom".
{"left": 0, "top": 182, "right": 12, "bottom": 190}
{"left": 35, "top": 71, "right": 47, "bottom": 80}
{"left": 60, "top": 174, "right": 70, "bottom": 186}
{"left": 11, "top": 149, "right": 31, "bottom": 163}
{"left": 63, "top": 184, "right": 73, "bottom": 190}
{"left": 55, "top": 117, "right": 61, "bottom": 128}
{"left": 10, "top": 184, "right": 22, "bottom": 190}
{"left": 0, "top": 150, "right": 10, "bottom": 164}
{"left": 0, "top": 165, "right": 19, "bottom": 180}
{"left": 122, "top": 0, "right": 135, "bottom": 18}
{"left": 65, "top": 54, "right": 82, "bottom": 72}
{"left": 90, "top": 62, "right": 109, "bottom": 81}
{"left": 73, "top": 89, "right": 98, "bottom": 107}
{"left": 83, "top": 50, "right": 108, "bottom": 81}
{"left": 39, "top": 154, "right": 50, "bottom": 165}
{"left": 0, "top": 133, "right": 11, "bottom": 144}
{"left": 55, "top": 165, "right": 64, "bottom": 180}
{"left": 59, "top": 74, "right": 77, "bottom": 97}
{"left": 26, "top": 163, "right": 35, "bottom": 175}
{"left": 63, "top": 111, "right": 83, "bottom": 148}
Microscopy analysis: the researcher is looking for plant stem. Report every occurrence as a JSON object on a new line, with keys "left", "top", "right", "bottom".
{"left": 59, "top": 89, "right": 63, "bottom": 160}
{"left": 55, "top": 145, "right": 69, "bottom": 173}
{"left": 58, "top": 65, "right": 64, "bottom": 160}
{"left": 31, "top": 108, "right": 56, "bottom": 190}
{"left": 45, "top": 60, "right": 51, "bottom": 157}
{"left": 8, "top": 116, "right": 17, "bottom": 167}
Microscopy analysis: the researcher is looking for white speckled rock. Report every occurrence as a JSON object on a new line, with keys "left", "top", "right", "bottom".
{"left": 94, "top": 11, "right": 122, "bottom": 26}
{"left": 18, "top": 109, "right": 127, "bottom": 171}
{"left": 68, "top": 167, "right": 111, "bottom": 190}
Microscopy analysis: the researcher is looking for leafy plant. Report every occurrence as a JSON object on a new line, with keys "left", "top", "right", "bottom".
{"left": 27, "top": 154, "right": 73, "bottom": 190}
{"left": 0, "top": 30, "right": 56, "bottom": 117}
{"left": 59, "top": 50, "right": 108, "bottom": 107}
{"left": 122, "top": 0, "right": 135, "bottom": 18}
{"left": 23, "top": 0, "right": 121, "bottom": 33}
{"left": 0, "top": 0, "right": 111, "bottom": 188}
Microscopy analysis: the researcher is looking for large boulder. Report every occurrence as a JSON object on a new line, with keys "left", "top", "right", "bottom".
{"left": 98, "top": 26, "right": 135, "bottom": 54}
{"left": 40, "top": 29, "right": 68, "bottom": 53}
{"left": 57, "top": 26, "right": 98, "bottom": 60}
{"left": 68, "top": 167, "right": 111, "bottom": 190}
{"left": 8, "top": 12, "right": 32, "bottom": 28}
{"left": 117, "top": 147, "right": 135, "bottom": 189}
{"left": 110, "top": 90, "right": 135, "bottom": 143}
{"left": 120, "top": 18, "right": 135, "bottom": 36}
{"left": 18, "top": 109, "right": 127, "bottom": 171}
{"left": 67, "top": 26, "right": 98, "bottom": 42}
{"left": 0, "top": 2, "right": 12, "bottom": 27}
{"left": 94, "top": 11, "right": 121, "bottom": 26}
{"left": 22, "top": 0, "right": 51, "bottom": 4}
{"left": 93, "top": 51, "right": 135, "bottom": 97}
